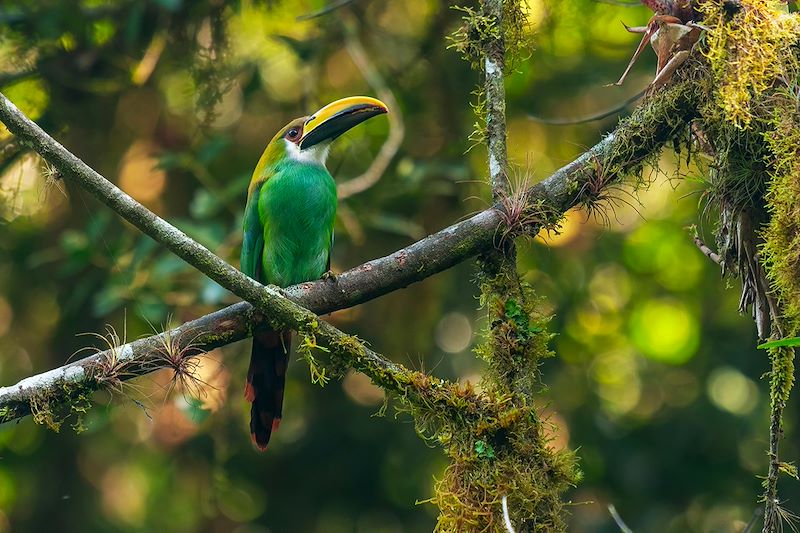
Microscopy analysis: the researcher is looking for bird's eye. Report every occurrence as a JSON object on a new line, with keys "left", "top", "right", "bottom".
{"left": 285, "top": 127, "right": 302, "bottom": 141}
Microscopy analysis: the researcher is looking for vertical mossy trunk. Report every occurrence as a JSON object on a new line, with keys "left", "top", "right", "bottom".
{"left": 431, "top": 250, "right": 580, "bottom": 532}
{"left": 433, "top": 2, "right": 580, "bottom": 530}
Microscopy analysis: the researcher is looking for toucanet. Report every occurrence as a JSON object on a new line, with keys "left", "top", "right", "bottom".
{"left": 241, "top": 96, "right": 388, "bottom": 450}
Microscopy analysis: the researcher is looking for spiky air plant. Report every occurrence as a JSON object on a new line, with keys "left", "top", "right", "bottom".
{"left": 497, "top": 163, "right": 559, "bottom": 245}
{"left": 147, "top": 324, "right": 211, "bottom": 402}
{"left": 27, "top": 324, "right": 140, "bottom": 432}
{"left": 77, "top": 325, "right": 137, "bottom": 396}
{"left": 39, "top": 158, "right": 66, "bottom": 198}
{"left": 574, "top": 153, "right": 650, "bottom": 227}
{"left": 764, "top": 499, "right": 800, "bottom": 533}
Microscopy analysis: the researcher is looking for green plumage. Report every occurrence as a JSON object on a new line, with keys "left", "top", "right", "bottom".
{"left": 242, "top": 159, "right": 336, "bottom": 287}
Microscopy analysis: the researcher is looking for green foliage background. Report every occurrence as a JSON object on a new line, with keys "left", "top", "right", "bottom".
{"left": 0, "top": 0, "right": 796, "bottom": 531}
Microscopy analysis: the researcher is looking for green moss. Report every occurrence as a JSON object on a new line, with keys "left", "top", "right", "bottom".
{"left": 430, "top": 397, "right": 581, "bottom": 532}
{"left": 690, "top": 3, "right": 800, "bottom": 523}
{"left": 475, "top": 253, "right": 554, "bottom": 395}
{"left": 448, "top": 0, "right": 532, "bottom": 70}
{"left": 700, "top": 0, "right": 800, "bottom": 128}
{"left": 296, "top": 319, "right": 333, "bottom": 386}
{"left": 449, "top": 0, "right": 534, "bottom": 150}
{"left": 424, "top": 254, "right": 580, "bottom": 532}
{"left": 761, "top": 104, "right": 800, "bottom": 336}
{"left": 759, "top": 103, "right": 800, "bottom": 416}
{"left": 694, "top": 0, "right": 800, "bottom": 399}
{"left": 29, "top": 379, "right": 94, "bottom": 434}
{"left": 768, "top": 346, "right": 795, "bottom": 408}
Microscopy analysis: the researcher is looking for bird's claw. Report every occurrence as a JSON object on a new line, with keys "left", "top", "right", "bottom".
{"left": 321, "top": 270, "right": 337, "bottom": 283}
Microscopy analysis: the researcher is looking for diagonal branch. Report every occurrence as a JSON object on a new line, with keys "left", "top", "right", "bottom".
{"left": 0, "top": 69, "right": 701, "bottom": 423}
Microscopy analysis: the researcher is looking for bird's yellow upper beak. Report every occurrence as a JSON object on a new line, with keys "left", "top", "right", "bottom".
{"left": 299, "top": 96, "right": 388, "bottom": 149}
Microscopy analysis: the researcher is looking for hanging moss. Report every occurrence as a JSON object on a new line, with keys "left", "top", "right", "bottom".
{"left": 760, "top": 101, "right": 799, "bottom": 422}
{"left": 761, "top": 104, "right": 800, "bottom": 336}
{"left": 697, "top": 0, "right": 800, "bottom": 343}
{"left": 449, "top": 0, "right": 534, "bottom": 149}
{"left": 692, "top": 3, "right": 800, "bottom": 528}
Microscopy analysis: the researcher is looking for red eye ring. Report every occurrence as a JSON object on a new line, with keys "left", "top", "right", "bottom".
{"left": 285, "top": 127, "right": 302, "bottom": 141}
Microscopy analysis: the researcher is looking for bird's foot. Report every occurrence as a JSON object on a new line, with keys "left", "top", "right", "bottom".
{"left": 321, "top": 270, "right": 338, "bottom": 283}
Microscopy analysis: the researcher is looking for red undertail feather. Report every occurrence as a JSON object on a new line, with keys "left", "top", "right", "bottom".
{"left": 245, "top": 330, "right": 291, "bottom": 451}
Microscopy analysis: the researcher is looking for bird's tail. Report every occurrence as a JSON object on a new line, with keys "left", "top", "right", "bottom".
{"left": 244, "top": 329, "right": 291, "bottom": 451}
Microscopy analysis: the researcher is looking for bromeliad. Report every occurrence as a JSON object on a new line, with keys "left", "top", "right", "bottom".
{"left": 614, "top": 1, "right": 704, "bottom": 89}
{"left": 241, "top": 96, "right": 388, "bottom": 450}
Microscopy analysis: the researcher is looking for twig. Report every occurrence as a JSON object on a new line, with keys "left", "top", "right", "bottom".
{"left": 693, "top": 234, "right": 722, "bottom": 266}
{"left": 337, "top": 15, "right": 405, "bottom": 199}
{"left": 502, "top": 495, "right": 517, "bottom": 533}
{"left": 296, "top": 0, "right": 358, "bottom": 21}
{"left": 763, "top": 397, "right": 790, "bottom": 533}
{"left": 528, "top": 88, "right": 647, "bottom": 125}
{"left": 608, "top": 504, "right": 634, "bottom": 533}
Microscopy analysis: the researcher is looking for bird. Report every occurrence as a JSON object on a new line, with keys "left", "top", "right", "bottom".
{"left": 240, "top": 96, "right": 388, "bottom": 450}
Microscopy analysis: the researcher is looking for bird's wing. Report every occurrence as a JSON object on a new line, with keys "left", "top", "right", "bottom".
{"left": 241, "top": 183, "right": 265, "bottom": 281}
{"left": 326, "top": 229, "right": 334, "bottom": 273}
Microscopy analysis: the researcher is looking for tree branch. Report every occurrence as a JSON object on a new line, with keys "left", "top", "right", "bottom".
{"left": 0, "top": 68, "right": 701, "bottom": 423}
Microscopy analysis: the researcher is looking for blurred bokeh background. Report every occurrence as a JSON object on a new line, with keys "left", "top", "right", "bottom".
{"left": 0, "top": 0, "right": 796, "bottom": 531}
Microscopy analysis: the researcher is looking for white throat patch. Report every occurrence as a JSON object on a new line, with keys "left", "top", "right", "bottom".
{"left": 284, "top": 139, "right": 331, "bottom": 166}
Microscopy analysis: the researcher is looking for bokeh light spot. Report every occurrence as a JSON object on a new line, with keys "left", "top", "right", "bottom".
{"left": 343, "top": 370, "right": 385, "bottom": 407}
{"left": 0, "top": 468, "right": 16, "bottom": 510}
{"left": 592, "top": 349, "right": 641, "bottom": 416}
{"left": 589, "top": 264, "right": 632, "bottom": 313}
{"left": 217, "top": 480, "right": 266, "bottom": 523}
{"left": 0, "top": 79, "right": 48, "bottom": 140}
{"left": 536, "top": 210, "right": 583, "bottom": 247}
{"left": 0, "top": 154, "right": 47, "bottom": 221}
{"left": 434, "top": 312, "right": 473, "bottom": 353}
{"left": 630, "top": 299, "right": 698, "bottom": 364}
{"left": 707, "top": 366, "right": 759, "bottom": 416}
{"left": 101, "top": 465, "right": 149, "bottom": 526}
{"left": 118, "top": 140, "right": 166, "bottom": 205}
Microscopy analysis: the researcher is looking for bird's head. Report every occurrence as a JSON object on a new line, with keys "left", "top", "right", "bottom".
{"left": 253, "top": 96, "right": 388, "bottom": 182}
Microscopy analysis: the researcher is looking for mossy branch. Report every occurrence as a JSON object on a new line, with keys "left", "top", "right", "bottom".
{"left": 0, "top": 68, "right": 696, "bottom": 421}
{"left": 0, "top": 68, "right": 701, "bottom": 426}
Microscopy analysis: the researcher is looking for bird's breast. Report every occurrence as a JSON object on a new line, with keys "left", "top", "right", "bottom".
{"left": 258, "top": 163, "right": 337, "bottom": 286}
